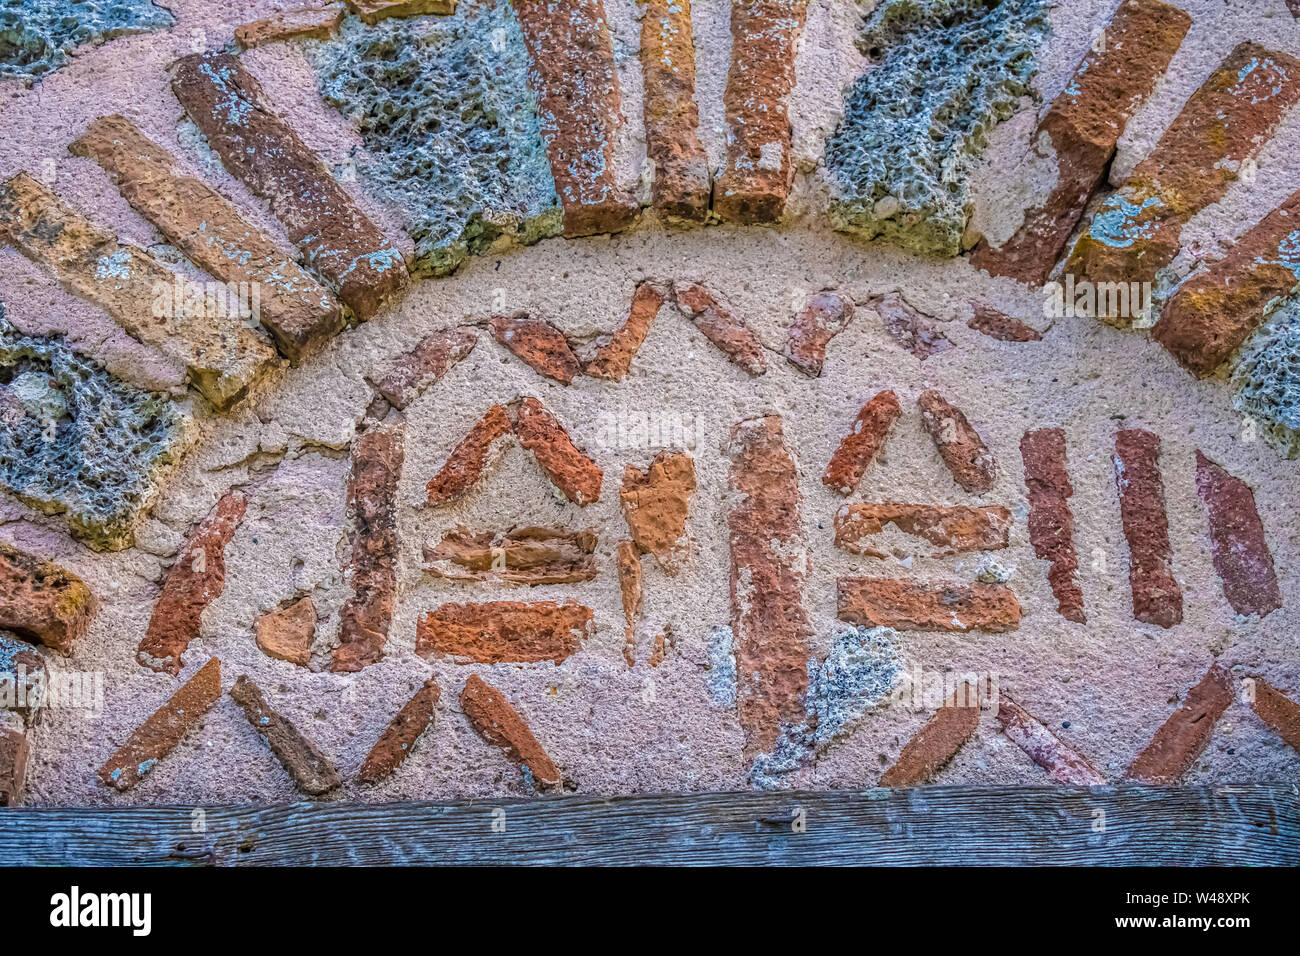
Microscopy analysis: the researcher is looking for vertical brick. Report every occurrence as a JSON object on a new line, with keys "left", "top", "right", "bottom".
{"left": 460, "top": 673, "right": 561, "bottom": 790}
{"left": 878, "top": 685, "right": 980, "bottom": 787}
{"left": 0, "top": 721, "right": 28, "bottom": 806}
{"left": 616, "top": 539, "right": 642, "bottom": 668}
{"left": 1020, "top": 428, "right": 1086, "bottom": 623}
{"left": 822, "top": 390, "right": 901, "bottom": 495}
{"left": 838, "top": 578, "right": 1022, "bottom": 633}
{"left": 785, "top": 290, "right": 854, "bottom": 377}
{"left": 640, "top": 0, "right": 710, "bottom": 222}
{"left": 1127, "top": 665, "right": 1233, "bottom": 784}
{"left": 996, "top": 692, "right": 1106, "bottom": 785}
{"left": 371, "top": 326, "right": 477, "bottom": 410}
{"left": 583, "top": 282, "right": 665, "bottom": 381}
{"left": 0, "top": 542, "right": 96, "bottom": 655}
{"left": 673, "top": 281, "right": 768, "bottom": 375}
{"left": 1113, "top": 429, "right": 1181, "bottom": 628}
{"left": 1194, "top": 451, "right": 1282, "bottom": 619}
{"left": 619, "top": 450, "right": 695, "bottom": 573}
{"left": 230, "top": 675, "right": 342, "bottom": 796}
{"left": 918, "top": 390, "right": 997, "bottom": 494}
{"left": 0, "top": 633, "right": 47, "bottom": 726}
{"left": 358, "top": 678, "right": 439, "bottom": 785}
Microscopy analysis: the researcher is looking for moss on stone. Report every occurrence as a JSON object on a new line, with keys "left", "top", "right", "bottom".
{"left": 824, "top": 0, "right": 1049, "bottom": 257}
{"left": 1233, "top": 300, "right": 1300, "bottom": 459}
{"left": 307, "top": 1, "right": 562, "bottom": 278}
{"left": 0, "top": 0, "right": 172, "bottom": 81}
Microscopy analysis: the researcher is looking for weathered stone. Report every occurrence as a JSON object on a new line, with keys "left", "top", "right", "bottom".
{"left": 513, "top": 0, "right": 637, "bottom": 236}
{"left": 1020, "top": 428, "right": 1085, "bottom": 623}
{"left": 488, "top": 314, "right": 582, "bottom": 384}
{"left": 255, "top": 597, "right": 317, "bottom": 667}
{"left": 714, "top": 0, "right": 809, "bottom": 223}
{"left": 512, "top": 397, "right": 603, "bottom": 505}
{"left": 1233, "top": 299, "right": 1300, "bottom": 459}
{"left": 996, "top": 692, "right": 1105, "bottom": 785}
{"left": 0, "top": 720, "right": 27, "bottom": 805}
{"left": 728, "top": 415, "right": 811, "bottom": 760}
{"left": 424, "top": 526, "right": 596, "bottom": 585}
{"left": 918, "top": 390, "right": 996, "bottom": 493}
{"left": 345, "top": 0, "right": 453, "bottom": 24}
{"left": 822, "top": 389, "right": 901, "bottom": 495}
{"left": 0, "top": 541, "right": 96, "bottom": 655}
{"left": 878, "top": 684, "right": 980, "bottom": 787}
{"left": 137, "top": 490, "right": 246, "bottom": 675}
{"left": 371, "top": 326, "right": 477, "bottom": 409}
{"left": 97, "top": 656, "right": 220, "bottom": 792}
{"left": 235, "top": 4, "right": 344, "bottom": 49}
{"left": 619, "top": 451, "right": 695, "bottom": 573}
{"left": 0, "top": 172, "right": 276, "bottom": 410}
{"left": 834, "top": 503, "right": 1011, "bottom": 558}
{"left": 1194, "top": 452, "right": 1281, "bottom": 619}
{"left": 359, "top": 678, "right": 439, "bottom": 785}
{"left": 616, "top": 539, "right": 641, "bottom": 668}
{"left": 838, "top": 578, "right": 1021, "bottom": 633}
{"left": 1155, "top": 190, "right": 1300, "bottom": 376}
{"left": 0, "top": 632, "right": 46, "bottom": 726}
{"left": 425, "top": 403, "right": 514, "bottom": 506}
{"left": 71, "top": 115, "right": 344, "bottom": 365}
{"left": 971, "top": 0, "right": 1191, "bottom": 284}
{"left": 673, "top": 282, "right": 767, "bottom": 375}
{"left": 1127, "top": 665, "right": 1233, "bottom": 784}
{"left": 0, "top": 0, "right": 172, "bottom": 81}
{"left": 967, "top": 304, "right": 1042, "bottom": 342}
{"left": 1113, "top": 429, "right": 1181, "bottom": 628}
{"left": 416, "top": 601, "right": 592, "bottom": 664}
{"left": 640, "top": 0, "right": 710, "bottom": 222}
{"left": 870, "top": 293, "right": 953, "bottom": 360}
{"left": 172, "top": 53, "right": 409, "bottom": 320}
{"left": 785, "top": 290, "right": 855, "bottom": 377}
{"left": 230, "top": 675, "right": 342, "bottom": 796}
{"left": 1068, "top": 43, "right": 1300, "bottom": 290}
{"left": 460, "top": 673, "right": 560, "bottom": 790}
{"left": 1250, "top": 678, "right": 1300, "bottom": 755}
{"left": 333, "top": 421, "right": 404, "bottom": 673}
{"left": 583, "top": 282, "right": 665, "bottom": 381}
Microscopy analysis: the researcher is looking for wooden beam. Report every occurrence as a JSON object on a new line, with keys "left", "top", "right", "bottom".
{"left": 0, "top": 786, "right": 1295, "bottom": 866}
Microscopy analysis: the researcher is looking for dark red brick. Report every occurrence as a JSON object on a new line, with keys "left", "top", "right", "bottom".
{"left": 918, "top": 390, "right": 997, "bottom": 494}
{"left": 1195, "top": 451, "right": 1281, "bottom": 619}
{"left": 1250, "top": 678, "right": 1300, "bottom": 755}
{"left": 1020, "top": 428, "right": 1086, "bottom": 624}
{"left": 460, "top": 673, "right": 561, "bottom": 790}
{"left": 230, "top": 675, "right": 342, "bottom": 796}
{"left": 1113, "top": 429, "right": 1181, "bottom": 628}
{"left": 878, "top": 685, "right": 980, "bottom": 787}
{"left": 371, "top": 326, "right": 477, "bottom": 409}
{"left": 870, "top": 293, "right": 953, "bottom": 361}
{"left": 968, "top": 305, "right": 1042, "bottom": 342}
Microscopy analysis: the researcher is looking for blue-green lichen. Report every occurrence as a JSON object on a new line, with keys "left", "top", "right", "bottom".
{"left": 1233, "top": 299, "right": 1300, "bottom": 459}
{"left": 824, "top": 0, "right": 1049, "bottom": 257}
{"left": 307, "top": 1, "right": 562, "bottom": 278}
{"left": 0, "top": 0, "right": 173, "bottom": 81}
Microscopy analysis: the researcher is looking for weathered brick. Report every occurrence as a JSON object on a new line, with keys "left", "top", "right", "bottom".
{"left": 0, "top": 632, "right": 47, "bottom": 726}
{"left": 0, "top": 721, "right": 28, "bottom": 805}
{"left": 255, "top": 596, "right": 317, "bottom": 667}
{"left": 346, "top": 0, "right": 455, "bottom": 24}
{"left": 138, "top": 490, "right": 246, "bottom": 675}
{"left": 1155, "top": 190, "right": 1300, "bottom": 376}
{"left": 728, "top": 415, "right": 811, "bottom": 759}
{"left": 971, "top": 0, "right": 1192, "bottom": 284}
{"left": 619, "top": 450, "right": 695, "bottom": 573}
{"left": 1020, "top": 428, "right": 1086, "bottom": 624}
{"left": 236, "top": 5, "right": 344, "bottom": 48}
{"left": 0, "top": 172, "right": 275, "bottom": 410}
{"left": 785, "top": 290, "right": 855, "bottom": 377}
{"left": 460, "top": 673, "right": 560, "bottom": 790}
{"left": 98, "top": 656, "right": 221, "bottom": 792}
{"left": 1067, "top": 43, "right": 1300, "bottom": 290}
{"left": 359, "top": 678, "right": 439, "bottom": 785}
{"left": 641, "top": 0, "right": 710, "bottom": 222}
{"left": 1194, "top": 452, "right": 1281, "bottom": 619}
{"left": 0, "top": 542, "right": 96, "bottom": 655}
{"left": 230, "top": 675, "right": 342, "bottom": 796}
{"left": 416, "top": 601, "right": 592, "bottom": 664}
{"left": 1250, "top": 678, "right": 1300, "bottom": 755}
{"left": 996, "top": 692, "right": 1105, "bottom": 785}
{"left": 834, "top": 503, "right": 1011, "bottom": 558}
{"left": 918, "top": 390, "right": 997, "bottom": 493}
{"left": 838, "top": 578, "right": 1021, "bottom": 633}
{"left": 1113, "top": 429, "right": 1181, "bottom": 628}
{"left": 513, "top": 0, "right": 637, "bottom": 236}
{"left": 333, "top": 420, "right": 404, "bottom": 673}
{"left": 71, "top": 115, "right": 344, "bottom": 365}
{"left": 714, "top": 0, "right": 809, "bottom": 223}
{"left": 870, "top": 294, "right": 953, "bottom": 361}
{"left": 371, "top": 326, "right": 477, "bottom": 409}
{"left": 616, "top": 539, "right": 641, "bottom": 668}
{"left": 172, "top": 53, "right": 409, "bottom": 320}
{"left": 1127, "top": 665, "right": 1233, "bottom": 784}
{"left": 878, "top": 684, "right": 980, "bottom": 787}
{"left": 583, "top": 282, "right": 665, "bottom": 381}
{"left": 967, "top": 304, "right": 1042, "bottom": 342}
{"left": 423, "top": 526, "right": 597, "bottom": 585}
{"left": 425, "top": 403, "right": 514, "bottom": 506}
{"left": 822, "top": 389, "right": 901, "bottom": 495}
{"left": 673, "top": 282, "right": 767, "bottom": 375}
{"left": 488, "top": 314, "right": 582, "bottom": 384}
{"left": 512, "top": 397, "right": 603, "bottom": 505}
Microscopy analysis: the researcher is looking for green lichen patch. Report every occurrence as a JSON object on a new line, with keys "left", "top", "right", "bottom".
{"left": 0, "top": 311, "right": 186, "bottom": 549}
{"left": 306, "top": 1, "right": 562, "bottom": 278}
{"left": 824, "top": 0, "right": 1049, "bottom": 257}
{"left": 1233, "top": 299, "right": 1300, "bottom": 459}
{"left": 0, "top": 0, "right": 173, "bottom": 81}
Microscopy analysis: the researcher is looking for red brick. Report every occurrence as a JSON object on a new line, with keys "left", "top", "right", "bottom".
{"left": 1127, "top": 665, "right": 1233, "bottom": 784}
{"left": 641, "top": 0, "right": 710, "bottom": 222}
{"left": 996, "top": 692, "right": 1105, "bottom": 786}
{"left": 488, "top": 314, "right": 582, "bottom": 384}
{"left": 172, "top": 53, "right": 409, "bottom": 320}
{"left": 822, "top": 390, "right": 901, "bottom": 495}
{"left": 424, "top": 404, "right": 514, "bottom": 506}
{"left": 358, "top": 678, "right": 439, "bottom": 785}
{"left": 1194, "top": 452, "right": 1282, "bottom": 619}
{"left": 785, "top": 290, "right": 855, "bottom": 377}
{"left": 423, "top": 526, "right": 597, "bottom": 585}
{"left": 512, "top": 397, "right": 603, "bottom": 505}
{"left": 460, "top": 673, "right": 561, "bottom": 790}
{"left": 1113, "top": 429, "right": 1181, "bottom": 628}
{"left": 616, "top": 539, "right": 642, "bottom": 668}
{"left": 0, "top": 541, "right": 96, "bottom": 655}
{"left": 838, "top": 578, "right": 1021, "bottom": 633}
{"left": 713, "top": 0, "right": 810, "bottom": 223}
{"left": 416, "top": 601, "right": 592, "bottom": 665}
{"left": 583, "top": 282, "right": 665, "bottom": 381}
{"left": 514, "top": 0, "right": 637, "bottom": 236}
{"left": 971, "top": 0, "right": 1191, "bottom": 284}
{"left": 371, "top": 326, "right": 477, "bottom": 409}
{"left": 918, "top": 390, "right": 997, "bottom": 494}
{"left": 870, "top": 293, "right": 953, "bottom": 361}
{"left": 138, "top": 490, "right": 246, "bottom": 675}
{"left": 230, "top": 675, "right": 342, "bottom": 795}
{"left": 1020, "top": 428, "right": 1086, "bottom": 624}
{"left": 673, "top": 282, "right": 768, "bottom": 375}
{"left": 345, "top": 0, "right": 453, "bottom": 25}
{"left": 98, "top": 657, "right": 221, "bottom": 792}
{"left": 236, "top": 5, "right": 343, "bottom": 48}
{"left": 728, "top": 415, "right": 811, "bottom": 759}
{"left": 878, "top": 685, "right": 980, "bottom": 787}
{"left": 0, "top": 723, "right": 28, "bottom": 806}
{"left": 1250, "top": 678, "right": 1300, "bottom": 755}
{"left": 255, "top": 596, "right": 317, "bottom": 666}
{"left": 834, "top": 503, "right": 1011, "bottom": 558}
{"left": 619, "top": 450, "right": 695, "bottom": 573}
{"left": 967, "top": 305, "right": 1042, "bottom": 342}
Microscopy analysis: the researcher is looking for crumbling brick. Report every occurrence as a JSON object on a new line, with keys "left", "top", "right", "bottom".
{"left": 583, "top": 282, "right": 665, "bottom": 381}
{"left": 673, "top": 282, "right": 768, "bottom": 375}
{"left": 785, "top": 290, "right": 855, "bottom": 377}
{"left": 460, "top": 673, "right": 560, "bottom": 790}
{"left": 616, "top": 540, "right": 642, "bottom": 668}
{"left": 838, "top": 578, "right": 1021, "bottom": 633}
{"left": 619, "top": 451, "right": 695, "bottom": 573}
{"left": 230, "top": 675, "right": 342, "bottom": 796}
{"left": 1195, "top": 452, "right": 1282, "bottom": 619}
{"left": 416, "top": 601, "right": 593, "bottom": 664}
{"left": 918, "top": 390, "right": 997, "bottom": 493}
{"left": 359, "top": 678, "right": 439, "bottom": 784}
{"left": 488, "top": 314, "right": 582, "bottom": 384}
{"left": 255, "top": 597, "right": 317, "bottom": 667}
{"left": 641, "top": 0, "right": 711, "bottom": 222}
{"left": 0, "top": 541, "right": 96, "bottom": 655}
{"left": 834, "top": 503, "right": 1011, "bottom": 558}
{"left": 371, "top": 326, "right": 478, "bottom": 410}
{"left": 1127, "top": 665, "right": 1233, "bottom": 785}
{"left": 1020, "top": 428, "right": 1085, "bottom": 623}
{"left": 512, "top": 397, "right": 603, "bottom": 505}
{"left": 0, "top": 720, "right": 28, "bottom": 806}
{"left": 870, "top": 293, "right": 953, "bottom": 360}
{"left": 425, "top": 403, "right": 514, "bottom": 506}
{"left": 235, "top": 5, "right": 344, "bottom": 48}
{"left": 1113, "top": 429, "right": 1181, "bottom": 628}
{"left": 996, "top": 692, "right": 1105, "bottom": 785}
{"left": 967, "top": 304, "right": 1042, "bottom": 342}
{"left": 822, "top": 390, "right": 901, "bottom": 495}
{"left": 424, "top": 526, "right": 597, "bottom": 585}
